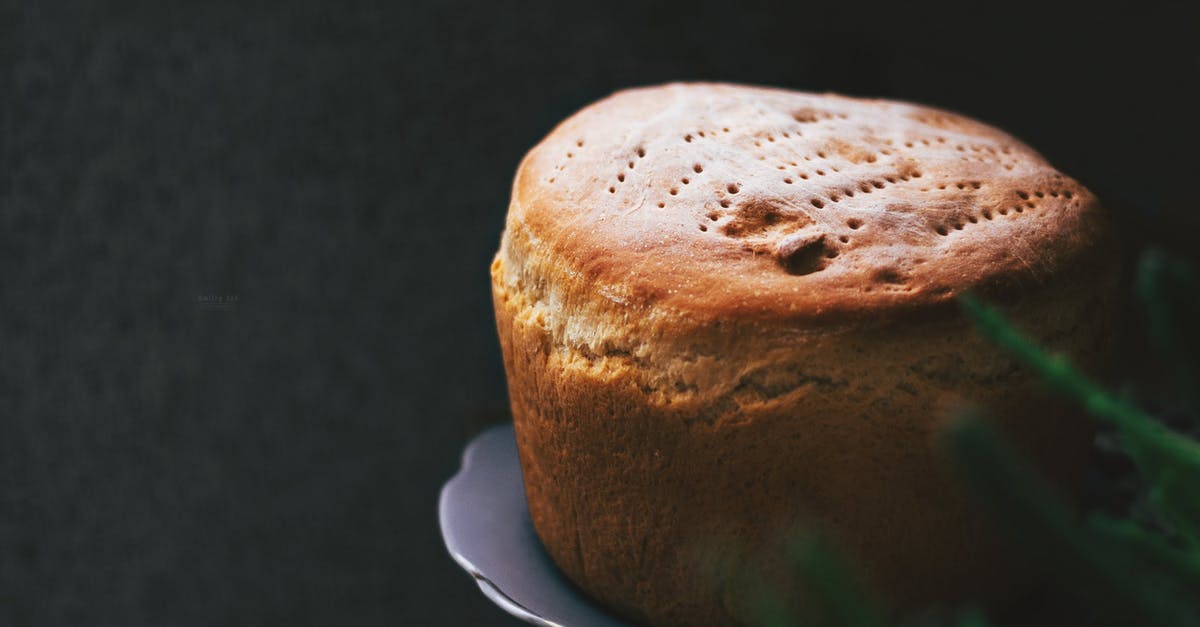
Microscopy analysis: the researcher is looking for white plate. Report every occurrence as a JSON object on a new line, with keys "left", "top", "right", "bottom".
{"left": 439, "top": 425, "right": 630, "bottom": 627}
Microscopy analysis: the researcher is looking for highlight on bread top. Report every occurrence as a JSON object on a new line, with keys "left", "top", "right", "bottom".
{"left": 490, "top": 83, "right": 1119, "bottom": 627}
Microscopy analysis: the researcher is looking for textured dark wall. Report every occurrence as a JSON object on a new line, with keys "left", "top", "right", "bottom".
{"left": 2, "top": 1, "right": 1196, "bottom": 625}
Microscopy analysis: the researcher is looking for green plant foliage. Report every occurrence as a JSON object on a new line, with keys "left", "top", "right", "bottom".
{"left": 1087, "top": 514, "right": 1200, "bottom": 587}
{"left": 782, "top": 531, "right": 885, "bottom": 627}
{"left": 958, "top": 292, "right": 1200, "bottom": 548}
{"left": 942, "top": 414, "right": 1197, "bottom": 627}
{"left": 1137, "top": 249, "right": 1200, "bottom": 406}
{"left": 755, "top": 251, "right": 1200, "bottom": 627}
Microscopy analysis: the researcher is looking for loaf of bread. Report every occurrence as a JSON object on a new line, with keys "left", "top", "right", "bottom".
{"left": 491, "top": 83, "right": 1115, "bottom": 626}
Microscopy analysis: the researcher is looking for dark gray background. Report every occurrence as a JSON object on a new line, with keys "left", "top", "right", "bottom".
{"left": 2, "top": 1, "right": 1196, "bottom": 625}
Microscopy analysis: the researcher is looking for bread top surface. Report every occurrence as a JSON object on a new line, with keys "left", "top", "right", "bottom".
{"left": 504, "top": 83, "right": 1108, "bottom": 326}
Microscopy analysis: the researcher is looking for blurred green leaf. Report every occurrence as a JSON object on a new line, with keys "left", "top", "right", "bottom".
{"left": 784, "top": 530, "right": 886, "bottom": 627}
{"left": 1137, "top": 249, "right": 1200, "bottom": 403}
{"left": 959, "top": 293, "right": 1200, "bottom": 545}
{"left": 953, "top": 607, "right": 990, "bottom": 627}
{"left": 729, "top": 262, "right": 1200, "bottom": 627}
{"left": 941, "top": 413, "right": 1198, "bottom": 627}
{"left": 1088, "top": 514, "right": 1200, "bottom": 587}
{"left": 747, "top": 578, "right": 803, "bottom": 627}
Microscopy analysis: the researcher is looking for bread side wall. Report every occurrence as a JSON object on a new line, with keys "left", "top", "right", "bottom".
{"left": 491, "top": 247, "right": 1111, "bottom": 626}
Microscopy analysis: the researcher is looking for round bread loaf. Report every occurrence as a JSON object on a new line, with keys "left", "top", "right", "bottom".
{"left": 491, "top": 83, "right": 1115, "bottom": 626}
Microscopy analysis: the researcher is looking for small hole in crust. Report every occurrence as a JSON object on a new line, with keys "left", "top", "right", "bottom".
{"left": 694, "top": 164, "right": 704, "bottom": 173}
{"left": 1017, "top": 191, "right": 1029, "bottom": 200}
{"left": 684, "top": 135, "right": 693, "bottom": 143}
{"left": 720, "top": 199, "right": 731, "bottom": 208}
{"left": 784, "top": 178, "right": 793, "bottom": 184}
{"left": 608, "top": 187, "right": 615, "bottom": 193}
{"left": 811, "top": 199, "right": 825, "bottom": 208}
{"left": 777, "top": 233, "right": 833, "bottom": 276}
{"left": 727, "top": 183, "right": 740, "bottom": 194}
{"left": 637, "top": 147, "right": 645, "bottom": 158}
{"left": 872, "top": 267, "right": 907, "bottom": 284}
{"left": 699, "top": 224, "right": 707, "bottom": 232}
{"left": 617, "top": 173, "right": 625, "bottom": 182}
{"left": 936, "top": 226, "right": 949, "bottom": 236}
{"left": 847, "top": 218, "right": 863, "bottom": 229}
{"left": 839, "top": 235, "right": 850, "bottom": 243}
{"left": 681, "top": 178, "right": 690, "bottom": 184}
{"left": 657, "top": 201, "right": 665, "bottom": 208}
{"left": 670, "top": 188, "right": 678, "bottom": 195}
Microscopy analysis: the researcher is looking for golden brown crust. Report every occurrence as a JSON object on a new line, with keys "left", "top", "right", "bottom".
{"left": 494, "top": 254, "right": 1111, "bottom": 626}
{"left": 510, "top": 82, "right": 1107, "bottom": 326}
{"left": 492, "top": 83, "right": 1118, "bottom": 627}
